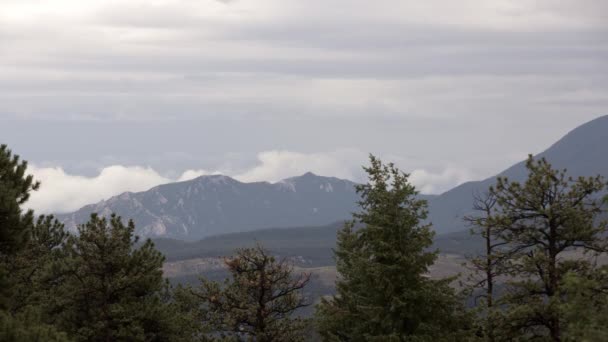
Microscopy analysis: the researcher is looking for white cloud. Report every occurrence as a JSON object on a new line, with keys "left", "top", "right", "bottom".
{"left": 25, "top": 149, "right": 477, "bottom": 214}
{"left": 234, "top": 149, "right": 366, "bottom": 183}
{"left": 236, "top": 150, "right": 476, "bottom": 193}
{"left": 177, "top": 169, "right": 220, "bottom": 182}
{"left": 26, "top": 165, "right": 171, "bottom": 214}
{"left": 26, "top": 165, "right": 217, "bottom": 214}
{"left": 410, "top": 167, "right": 475, "bottom": 194}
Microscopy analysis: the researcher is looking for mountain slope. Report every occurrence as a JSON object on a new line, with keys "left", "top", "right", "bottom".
{"left": 57, "top": 173, "right": 359, "bottom": 239}
{"left": 428, "top": 114, "right": 608, "bottom": 233}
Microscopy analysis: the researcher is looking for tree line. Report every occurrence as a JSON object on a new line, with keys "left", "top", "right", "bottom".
{"left": 1, "top": 144, "right": 607, "bottom": 341}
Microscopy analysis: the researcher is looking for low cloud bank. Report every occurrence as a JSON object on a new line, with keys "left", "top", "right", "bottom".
{"left": 28, "top": 166, "right": 186, "bottom": 214}
{"left": 27, "top": 150, "right": 476, "bottom": 214}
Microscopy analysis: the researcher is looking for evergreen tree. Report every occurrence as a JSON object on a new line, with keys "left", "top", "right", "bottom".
{"left": 486, "top": 156, "right": 608, "bottom": 341}
{"left": 187, "top": 244, "right": 311, "bottom": 341}
{"left": 315, "top": 155, "right": 473, "bottom": 341}
{"left": 48, "top": 213, "right": 188, "bottom": 342}
{"left": 0, "top": 144, "right": 38, "bottom": 257}
{"left": 7, "top": 215, "right": 69, "bottom": 315}
{"left": 0, "top": 144, "right": 40, "bottom": 308}
{"left": 0, "top": 144, "right": 68, "bottom": 338}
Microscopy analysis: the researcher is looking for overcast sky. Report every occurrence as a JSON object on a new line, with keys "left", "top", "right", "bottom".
{"left": 1, "top": 0, "right": 607, "bottom": 213}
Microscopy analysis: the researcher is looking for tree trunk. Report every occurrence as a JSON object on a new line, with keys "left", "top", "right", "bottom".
{"left": 486, "top": 226, "right": 495, "bottom": 342}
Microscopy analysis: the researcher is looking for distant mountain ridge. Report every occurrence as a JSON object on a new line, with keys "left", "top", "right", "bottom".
{"left": 57, "top": 172, "right": 360, "bottom": 239}
{"left": 427, "top": 114, "right": 608, "bottom": 233}
{"left": 57, "top": 115, "right": 608, "bottom": 239}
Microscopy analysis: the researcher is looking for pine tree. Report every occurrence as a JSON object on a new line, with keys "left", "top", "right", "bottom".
{"left": 186, "top": 244, "right": 311, "bottom": 341}
{"left": 315, "top": 155, "right": 473, "bottom": 341}
{"left": 7, "top": 215, "right": 69, "bottom": 315}
{"left": 0, "top": 144, "right": 38, "bottom": 257}
{"left": 48, "top": 213, "right": 188, "bottom": 342}
{"left": 487, "top": 156, "right": 608, "bottom": 341}
{"left": 0, "top": 144, "right": 69, "bottom": 338}
{"left": 0, "top": 144, "right": 40, "bottom": 308}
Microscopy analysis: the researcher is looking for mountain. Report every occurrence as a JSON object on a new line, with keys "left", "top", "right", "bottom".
{"left": 57, "top": 115, "right": 608, "bottom": 239}
{"left": 57, "top": 172, "right": 359, "bottom": 240}
{"left": 427, "top": 114, "right": 608, "bottom": 233}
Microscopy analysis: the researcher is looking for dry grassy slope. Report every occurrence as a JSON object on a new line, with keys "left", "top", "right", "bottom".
{"left": 163, "top": 253, "right": 468, "bottom": 281}
{"left": 164, "top": 250, "right": 608, "bottom": 287}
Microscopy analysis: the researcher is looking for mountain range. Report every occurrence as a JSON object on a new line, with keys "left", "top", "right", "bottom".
{"left": 57, "top": 115, "right": 608, "bottom": 239}
{"left": 57, "top": 172, "right": 360, "bottom": 240}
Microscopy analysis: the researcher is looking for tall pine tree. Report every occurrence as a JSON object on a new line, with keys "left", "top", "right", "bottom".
{"left": 0, "top": 144, "right": 70, "bottom": 340}
{"left": 486, "top": 156, "right": 608, "bottom": 341}
{"left": 0, "top": 144, "right": 39, "bottom": 308}
{"left": 316, "top": 155, "right": 473, "bottom": 341}
{"left": 0, "top": 144, "right": 38, "bottom": 259}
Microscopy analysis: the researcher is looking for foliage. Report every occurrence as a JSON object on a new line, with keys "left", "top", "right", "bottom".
{"left": 483, "top": 156, "right": 608, "bottom": 341}
{"left": 0, "top": 308, "right": 71, "bottom": 342}
{"left": 0, "top": 144, "right": 199, "bottom": 340}
{"left": 6, "top": 215, "right": 69, "bottom": 315}
{"left": 0, "top": 144, "right": 72, "bottom": 339}
{"left": 186, "top": 244, "right": 311, "bottom": 342}
{"left": 0, "top": 144, "right": 41, "bottom": 310}
{"left": 316, "top": 155, "right": 474, "bottom": 341}
{"left": 561, "top": 267, "right": 608, "bottom": 341}
{"left": 0, "top": 144, "right": 39, "bottom": 257}
{"left": 47, "top": 213, "right": 189, "bottom": 341}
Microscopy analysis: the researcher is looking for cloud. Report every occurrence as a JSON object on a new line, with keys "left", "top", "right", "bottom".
{"left": 177, "top": 169, "right": 220, "bottom": 182}
{"left": 0, "top": 0, "right": 605, "bottom": 123}
{"left": 26, "top": 165, "right": 216, "bottom": 214}
{"left": 234, "top": 149, "right": 366, "bottom": 183}
{"left": 26, "top": 165, "right": 170, "bottom": 214}
{"left": 25, "top": 149, "right": 477, "bottom": 214}
{"left": 410, "top": 167, "right": 474, "bottom": 194}
{"left": 234, "top": 150, "right": 477, "bottom": 193}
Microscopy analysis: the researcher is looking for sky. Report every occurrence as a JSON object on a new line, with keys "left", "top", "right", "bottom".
{"left": 0, "top": 0, "right": 606, "bottom": 213}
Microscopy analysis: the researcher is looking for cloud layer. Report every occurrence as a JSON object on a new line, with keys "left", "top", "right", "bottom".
{"left": 1, "top": 0, "right": 606, "bottom": 122}
{"left": 26, "top": 149, "right": 476, "bottom": 214}
{"left": 27, "top": 165, "right": 174, "bottom": 214}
